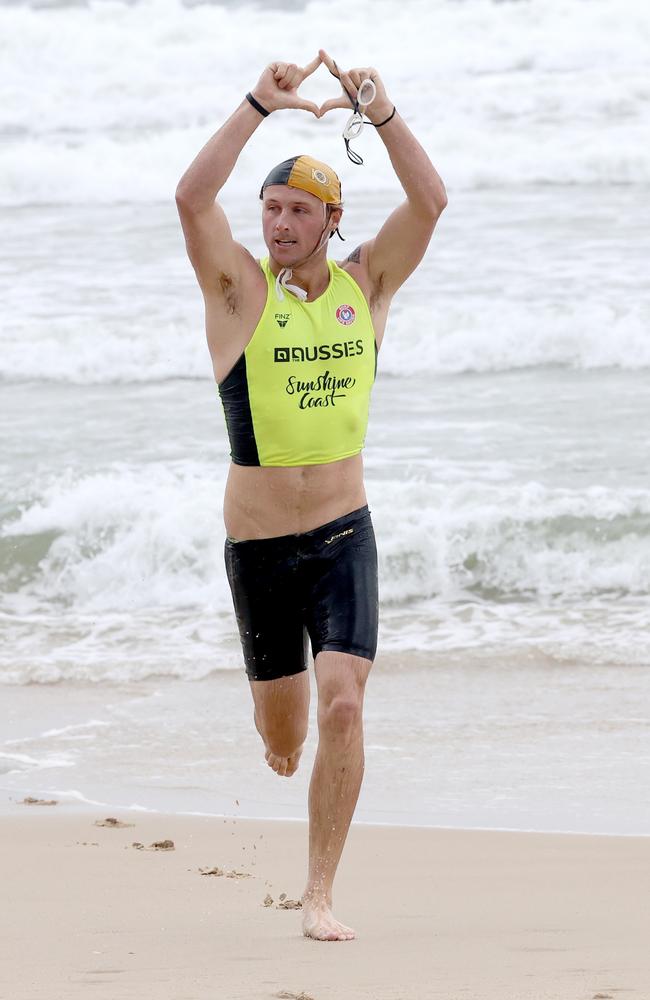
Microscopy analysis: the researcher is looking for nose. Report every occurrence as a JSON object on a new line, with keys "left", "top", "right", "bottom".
{"left": 274, "top": 209, "right": 291, "bottom": 232}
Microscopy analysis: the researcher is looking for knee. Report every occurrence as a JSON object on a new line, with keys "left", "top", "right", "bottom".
{"left": 319, "top": 695, "right": 363, "bottom": 741}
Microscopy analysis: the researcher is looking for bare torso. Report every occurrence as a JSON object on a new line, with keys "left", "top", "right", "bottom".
{"left": 206, "top": 255, "right": 389, "bottom": 540}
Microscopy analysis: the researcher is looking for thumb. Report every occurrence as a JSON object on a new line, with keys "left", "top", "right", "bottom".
{"left": 292, "top": 97, "right": 321, "bottom": 117}
{"left": 318, "top": 97, "right": 350, "bottom": 116}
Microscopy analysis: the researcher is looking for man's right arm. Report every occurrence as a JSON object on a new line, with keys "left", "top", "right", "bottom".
{"left": 175, "top": 58, "right": 322, "bottom": 299}
{"left": 175, "top": 101, "right": 264, "bottom": 297}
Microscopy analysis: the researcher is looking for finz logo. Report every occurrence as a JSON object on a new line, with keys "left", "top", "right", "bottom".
{"left": 275, "top": 313, "right": 290, "bottom": 328}
{"left": 336, "top": 304, "right": 356, "bottom": 326}
{"left": 312, "top": 168, "right": 328, "bottom": 185}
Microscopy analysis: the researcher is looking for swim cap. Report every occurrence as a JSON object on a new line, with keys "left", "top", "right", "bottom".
{"left": 259, "top": 155, "right": 342, "bottom": 206}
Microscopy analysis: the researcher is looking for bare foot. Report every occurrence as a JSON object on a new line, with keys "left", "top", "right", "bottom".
{"left": 301, "top": 898, "right": 355, "bottom": 941}
{"left": 265, "top": 746, "right": 303, "bottom": 777}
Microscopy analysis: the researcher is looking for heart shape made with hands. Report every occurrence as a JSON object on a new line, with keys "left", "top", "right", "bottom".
{"left": 272, "top": 50, "right": 375, "bottom": 119}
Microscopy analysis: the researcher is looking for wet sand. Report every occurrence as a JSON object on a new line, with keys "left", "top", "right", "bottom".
{"left": 2, "top": 808, "right": 649, "bottom": 1000}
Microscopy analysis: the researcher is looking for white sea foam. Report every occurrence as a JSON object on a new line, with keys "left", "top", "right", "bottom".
{"left": 1, "top": 0, "right": 650, "bottom": 205}
{"left": 2, "top": 462, "right": 231, "bottom": 612}
{"left": 3, "top": 296, "right": 649, "bottom": 384}
{"left": 5, "top": 467, "right": 649, "bottom": 611}
{"left": 1, "top": 460, "right": 648, "bottom": 683}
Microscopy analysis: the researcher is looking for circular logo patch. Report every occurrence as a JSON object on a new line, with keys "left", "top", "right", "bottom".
{"left": 336, "top": 304, "right": 356, "bottom": 326}
{"left": 312, "top": 168, "right": 328, "bottom": 185}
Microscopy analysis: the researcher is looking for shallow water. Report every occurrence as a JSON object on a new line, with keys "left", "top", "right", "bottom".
{"left": 1, "top": 0, "right": 649, "bottom": 832}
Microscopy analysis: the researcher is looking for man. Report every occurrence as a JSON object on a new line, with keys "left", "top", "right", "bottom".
{"left": 175, "top": 50, "right": 447, "bottom": 942}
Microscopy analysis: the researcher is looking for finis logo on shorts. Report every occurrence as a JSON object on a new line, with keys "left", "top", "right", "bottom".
{"left": 324, "top": 527, "right": 354, "bottom": 545}
{"left": 275, "top": 312, "right": 290, "bottom": 328}
{"left": 336, "top": 304, "right": 356, "bottom": 326}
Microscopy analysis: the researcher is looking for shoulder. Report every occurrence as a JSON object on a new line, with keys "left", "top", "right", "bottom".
{"left": 337, "top": 242, "right": 388, "bottom": 314}
{"left": 337, "top": 243, "right": 369, "bottom": 294}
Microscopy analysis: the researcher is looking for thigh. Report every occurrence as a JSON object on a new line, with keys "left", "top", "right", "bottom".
{"left": 304, "top": 512, "right": 379, "bottom": 663}
{"left": 224, "top": 536, "right": 307, "bottom": 681}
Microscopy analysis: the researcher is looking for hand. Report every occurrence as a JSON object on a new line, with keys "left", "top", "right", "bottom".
{"left": 251, "top": 56, "right": 322, "bottom": 117}
{"left": 318, "top": 49, "right": 393, "bottom": 124}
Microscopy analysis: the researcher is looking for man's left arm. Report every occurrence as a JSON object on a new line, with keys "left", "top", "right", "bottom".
{"left": 364, "top": 107, "right": 448, "bottom": 298}
{"left": 320, "top": 52, "right": 447, "bottom": 299}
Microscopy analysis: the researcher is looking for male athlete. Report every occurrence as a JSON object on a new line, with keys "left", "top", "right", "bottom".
{"left": 175, "top": 50, "right": 447, "bottom": 941}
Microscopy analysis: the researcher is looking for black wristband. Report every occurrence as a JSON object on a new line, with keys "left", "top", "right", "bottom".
{"left": 245, "top": 92, "right": 270, "bottom": 118}
{"left": 373, "top": 106, "right": 397, "bottom": 128}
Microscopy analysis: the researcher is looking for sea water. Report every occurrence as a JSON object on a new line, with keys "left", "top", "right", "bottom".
{"left": 1, "top": 0, "right": 649, "bottom": 834}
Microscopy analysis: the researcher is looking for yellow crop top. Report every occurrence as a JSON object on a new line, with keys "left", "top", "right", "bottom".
{"left": 218, "top": 257, "right": 377, "bottom": 467}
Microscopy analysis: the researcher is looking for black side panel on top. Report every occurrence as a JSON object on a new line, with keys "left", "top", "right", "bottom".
{"left": 217, "top": 353, "right": 260, "bottom": 466}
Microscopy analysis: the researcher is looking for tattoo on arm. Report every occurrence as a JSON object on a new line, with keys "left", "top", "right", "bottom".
{"left": 346, "top": 244, "right": 362, "bottom": 264}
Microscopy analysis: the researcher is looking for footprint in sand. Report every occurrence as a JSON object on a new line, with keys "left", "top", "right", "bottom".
{"left": 263, "top": 893, "right": 302, "bottom": 909}
{"left": 130, "top": 840, "right": 175, "bottom": 851}
{"left": 199, "top": 866, "right": 252, "bottom": 879}
{"left": 94, "top": 817, "right": 135, "bottom": 828}
{"left": 21, "top": 797, "right": 58, "bottom": 806}
{"left": 276, "top": 992, "right": 315, "bottom": 1000}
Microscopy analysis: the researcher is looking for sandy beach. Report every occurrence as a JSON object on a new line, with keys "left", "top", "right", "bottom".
{"left": 2, "top": 808, "right": 649, "bottom": 1000}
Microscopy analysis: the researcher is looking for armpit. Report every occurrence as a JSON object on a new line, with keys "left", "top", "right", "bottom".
{"left": 369, "top": 270, "right": 386, "bottom": 313}
{"left": 218, "top": 271, "right": 239, "bottom": 316}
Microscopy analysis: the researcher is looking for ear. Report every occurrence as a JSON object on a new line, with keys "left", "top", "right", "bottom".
{"left": 328, "top": 205, "right": 343, "bottom": 231}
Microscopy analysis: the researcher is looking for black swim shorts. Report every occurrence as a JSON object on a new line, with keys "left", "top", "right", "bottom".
{"left": 224, "top": 505, "right": 378, "bottom": 681}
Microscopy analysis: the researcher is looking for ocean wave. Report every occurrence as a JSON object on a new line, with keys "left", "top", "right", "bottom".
{"left": 2, "top": 467, "right": 648, "bottom": 616}
{"left": 381, "top": 300, "right": 650, "bottom": 375}
{"left": 2, "top": 298, "right": 648, "bottom": 384}
{"left": 1, "top": 0, "right": 650, "bottom": 204}
{"left": 2, "top": 463, "right": 649, "bottom": 684}
{"left": 373, "top": 480, "right": 650, "bottom": 604}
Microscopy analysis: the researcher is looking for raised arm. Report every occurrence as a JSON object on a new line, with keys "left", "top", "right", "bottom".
{"left": 319, "top": 50, "right": 447, "bottom": 301}
{"left": 175, "top": 57, "right": 322, "bottom": 295}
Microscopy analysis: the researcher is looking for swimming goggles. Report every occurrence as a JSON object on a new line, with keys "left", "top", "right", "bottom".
{"left": 329, "top": 62, "right": 396, "bottom": 165}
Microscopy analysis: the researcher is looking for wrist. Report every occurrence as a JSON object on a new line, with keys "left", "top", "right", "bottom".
{"left": 246, "top": 91, "right": 272, "bottom": 117}
{"left": 366, "top": 101, "right": 394, "bottom": 125}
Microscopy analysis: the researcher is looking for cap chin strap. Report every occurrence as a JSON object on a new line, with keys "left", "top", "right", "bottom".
{"left": 275, "top": 268, "right": 309, "bottom": 302}
{"left": 274, "top": 206, "right": 336, "bottom": 302}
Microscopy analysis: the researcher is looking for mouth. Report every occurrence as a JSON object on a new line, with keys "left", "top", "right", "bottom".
{"left": 274, "top": 238, "right": 296, "bottom": 247}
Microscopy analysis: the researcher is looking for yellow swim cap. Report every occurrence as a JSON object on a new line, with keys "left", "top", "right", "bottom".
{"left": 259, "top": 155, "right": 342, "bottom": 205}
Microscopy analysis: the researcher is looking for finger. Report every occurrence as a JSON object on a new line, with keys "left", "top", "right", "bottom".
{"left": 284, "top": 65, "right": 302, "bottom": 89}
{"left": 280, "top": 62, "right": 299, "bottom": 89}
{"left": 339, "top": 72, "right": 358, "bottom": 105}
{"left": 274, "top": 62, "right": 295, "bottom": 88}
{"left": 349, "top": 70, "right": 369, "bottom": 90}
{"left": 273, "top": 62, "right": 288, "bottom": 81}
{"left": 302, "top": 53, "right": 321, "bottom": 78}
{"left": 318, "top": 48, "right": 339, "bottom": 77}
{"left": 319, "top": 97, "right": 352, "bottom": 115}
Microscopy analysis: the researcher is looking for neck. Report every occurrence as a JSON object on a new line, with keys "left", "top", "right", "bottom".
{"left": 268, "top": 252, "right": 330, "bottom": 301}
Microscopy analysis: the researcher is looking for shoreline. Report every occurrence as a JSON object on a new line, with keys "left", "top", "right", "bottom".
{"left": 5, "top": 796, "right": 650, "bottom": 839}
{"left": 3, "top": 809, "right": 649, "bottom": 999}
{"left": 4, "top": 665, "right": 650, "bottom": 839}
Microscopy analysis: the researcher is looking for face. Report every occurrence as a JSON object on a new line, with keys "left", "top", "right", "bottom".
{"left": 261, "top": 185, "right": 341, "bottom": 265}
